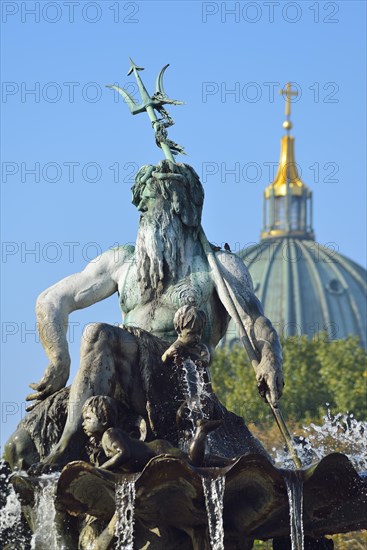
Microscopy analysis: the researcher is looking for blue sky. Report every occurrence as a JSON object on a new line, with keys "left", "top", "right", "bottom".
{"left": 1, "top": 1, "right": 366, "bottom": 447}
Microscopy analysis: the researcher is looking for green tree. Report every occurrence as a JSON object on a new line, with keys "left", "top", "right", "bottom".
{"left": 210, "top": 346, "right": 273, "bottom": 427}
{"left": 211, "top": 335, "right": 367, "bottom": 427}
{"left": 211, "top": 336, "right": 367, "bottom": 550}
{"left": 316, "top": 335, "right": 367, "bottom": 416}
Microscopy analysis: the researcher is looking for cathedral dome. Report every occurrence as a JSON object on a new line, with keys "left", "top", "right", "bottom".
{"left": 233, "top": 238, "right": 367, "bottom": 347}
{"left": 223, "top": 84, "right": 367, "bottom": 348}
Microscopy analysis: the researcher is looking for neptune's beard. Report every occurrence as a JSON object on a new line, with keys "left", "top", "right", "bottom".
{"left": 135, "top": 198, "right": 186, "bottom": 299}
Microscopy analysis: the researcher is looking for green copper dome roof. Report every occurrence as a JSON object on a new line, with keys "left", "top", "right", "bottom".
{"left": 223, "top": 238, "right": 366, "bottom": 347}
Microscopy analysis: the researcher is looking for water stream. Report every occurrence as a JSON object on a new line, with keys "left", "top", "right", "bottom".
{"left": 179, "top": 358, "right": 210, "bottom": 450}
{"left": 270, "top": 410, "right": 367, "bottom": 550}
{"left": 272, "top": 410, "right": 367, "bottom": 471}
{"left": 0, "top": 463, "right": 27, "bottom": 548}
{"left": 283, "top": 470, "right": 304, "bottom": 550}
{"left": 181, "top": 359, "right": 208, "bottom": 416}
{"left": 303, "top": 411, "right": 367, "bottom": 471}
{"left": 30, "top": 474, "right": 61, "bottom": 550}
{"left": 115, "top": 478, "right": 136, "bottom": 549}
{"left": 202, "top": 475, "right": 225, "bottom": 550}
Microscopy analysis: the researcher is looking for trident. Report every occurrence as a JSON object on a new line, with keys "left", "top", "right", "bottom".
{"left": 109, "top": 59, "right": 301, "bottom": 469}
{"left": 107, "top": 58, "right": 185, "bottom": 162}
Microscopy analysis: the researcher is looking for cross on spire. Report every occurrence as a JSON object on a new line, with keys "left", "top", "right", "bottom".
{"left": 280, "top": 82, "right": 298, "bottom": 117}
{"left": 279, "top": 82, "right": 298, "bottom": 132}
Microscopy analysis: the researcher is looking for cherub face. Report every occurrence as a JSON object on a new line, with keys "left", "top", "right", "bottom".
{"left": 82, "top": 409, "right": 105, "bottom": 437}
{"left": 179, "top": 327, "right": 201, "bottom": 345}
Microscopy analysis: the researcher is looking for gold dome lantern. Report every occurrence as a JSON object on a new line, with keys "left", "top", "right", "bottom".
{"left": 261, "top": 83, "right": 315, "bottom": 240}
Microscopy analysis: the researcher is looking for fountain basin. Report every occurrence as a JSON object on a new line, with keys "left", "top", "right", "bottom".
{"left": 50, "top": 452, "right": 367, "bottom": 546}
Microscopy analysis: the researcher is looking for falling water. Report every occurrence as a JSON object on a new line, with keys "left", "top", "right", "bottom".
{"left": 0, "top": 463, "right": 28, "bottom": 549}
{"left": 179, "top": 358, "right": 210, "bottom": 450}
{"left": 181, "top": 359, "right": 208, "bottom": 417}
{"left": 284, "top": 470, "right": 304, "bottom": 550}
{"left": 272, "top": 410, "right": 367, "bottom": 471}
{"left": 303, "top": 410, "right": 367, "bottom": 471}
{"left": 115, "top": 478, "right": 136, "bottom": 549}
{"left": 269, "top": 410, "right": 367, "bottom": 550}
{"left": 30, "top": 474, "right": 61, "bottom": 550}
{"left": 0, "top": 484, "right": 22, "bottom": 532}
{"left": 202, "top": 475, "right": 225, "bottom": 550}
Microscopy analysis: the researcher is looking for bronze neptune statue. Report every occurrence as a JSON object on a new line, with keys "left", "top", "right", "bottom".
{"left": 3, "top": 60, "right": 366, "bottom": 550}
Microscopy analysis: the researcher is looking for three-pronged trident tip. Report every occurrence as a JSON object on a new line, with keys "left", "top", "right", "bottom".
{"left": 107, "top": 58, "right": 186, "bottom": 162}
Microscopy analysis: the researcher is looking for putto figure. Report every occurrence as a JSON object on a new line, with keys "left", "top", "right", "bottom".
{"left": 162, "top": 305, "right": 210, "bottom": 365}
{"left": 25, "top": 160, "right": 283, "bottom": 468}
{"left": 81, "top": 394, "right": 227, "bottom": 472}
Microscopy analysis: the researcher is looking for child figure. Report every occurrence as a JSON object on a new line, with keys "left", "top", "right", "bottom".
{"left": 81, "top": 395, "right": 179, "bottom": 471}
{"left": 162, "top": 305, "right": 220, "bottom": 443}
{"left": 162, "top": 305, "right": 210, "bottom": 366}
{"left": 162, "top": 305, "right": 213, "bottom": 409}
{"left": 81, "top": 395, "right": 228, "bottom": 472}
{"left": 82, "top": 396, "right": 120, "bottom": 467}
{"left": 81, "top": 395, "right": 146, "bottom": 467}
{"left": 100, "top": 420, "right": 227, "bottom": 471}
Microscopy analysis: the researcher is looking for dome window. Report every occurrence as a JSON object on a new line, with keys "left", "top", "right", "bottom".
{"left": 326, "top": 278, "right": 344, "bottom": 295}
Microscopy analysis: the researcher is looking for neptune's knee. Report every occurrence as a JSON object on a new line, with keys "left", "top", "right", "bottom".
{"left": 81, "top": 322, "right": 112, "bottom": 350}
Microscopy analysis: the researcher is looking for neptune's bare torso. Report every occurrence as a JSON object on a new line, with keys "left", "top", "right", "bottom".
{"left": 116, "top": 247, "right": 229, "bottom": 347}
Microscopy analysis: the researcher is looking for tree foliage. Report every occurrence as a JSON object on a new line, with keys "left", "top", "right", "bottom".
{"left": 211, "top": 335, "right": 367, "bottom": 427}
{"left": 211, "top": 335, "right": 367, "bottom": 549}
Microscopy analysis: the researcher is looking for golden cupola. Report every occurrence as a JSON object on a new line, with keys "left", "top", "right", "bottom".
{"left": 261, "top": 83, "right": 315, "bottom": 240}
{"left": 222, "top": 83, "right": 367, "bottom": 348}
